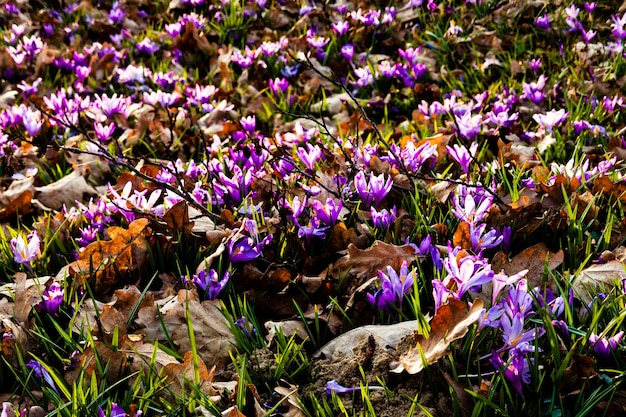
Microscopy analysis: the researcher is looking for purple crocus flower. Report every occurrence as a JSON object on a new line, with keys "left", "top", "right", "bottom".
{"left": 229, "top": 236, "right": 265, "bottom": 263}
{"left": 234, "top": 316, "right": 257, "bottom": 338}
{"left": 354, "top": 171, "right": 393, "bottom": 207}
{"left": 228, "top": 222, "right": 273, "bottom": 263}
{"left": 269, "top": 77, "right": 289, "bottom": 95}
{"left": 98, "top": 403, "right": 141, "bottom": 417}
{"left": 39, "top": 282, "right": 64, "bottom": 315}
{"left": 296, "top": 143, "right": 323, "bottom": 170}
{"left": 10, "top": 231, "right": 41, "bottom": 265}
{"left": 326, "top": 380, "right": 362, "bottom": 395}
{"left": 297, "top": 217, "right": 329, "bottom": 245}
{"left": 284, "top": 195, "right": 307, "bottom": 221}
{"left": 312, "top": 198, "right": 342, "bottom": 226}
{"left": 240, "top": 115, "right": 256, "bottom": 133}
{"left": 455, "top": 111, "right": 483, "bottom": 140}
{"left": 491, "top": 269, "right": 527, "bottom": 305}
{"left": 532, "top": 109, "right": 568, "bottom": 133}
{"left": 94, "top": 122, "right": 115, "bottom": 143}
{"left": 590, "top": 331, "right": 624, "bottom": 364}
{"left": 332, "top": 21, "right": 350, "bottom": 36}
{"left": 136, "top": 37, "right": 160, "bottom": 54}
{"left": 451, "top": 185, "right": 493, "bottom": 224}
{"left": 444, "top": 252, "right": 494, "bottom": 298}
{"left": 447, "top": 142, "right": 478, "bottom": 174}
{"left": 341, "top": 44, "right": 354, "bottom": 61}
{"left": 191, "top": 269, "right": 230, "bottom": 300}
{"left": 26, "top": 359, "right": 58, "bottom": 394}
{"left": 490, "top": 351, "right": 531, "bottom": 397}
{"left": 534, "top": 14, "right": 550, "bottom": 30}
{"left": 370, "top": 206, "right": 397, "bottom": 231}
{"left": 367, "top": 261, "right": 415, "bottom": 311}
{"left": 469, "top": 223, "right": 503, "bottom": 253}
{"left": 500, "top": 313, "right": 545, "bottom": 354}
{"left": 584, "top": 2, "right": 596, "bottom": 14}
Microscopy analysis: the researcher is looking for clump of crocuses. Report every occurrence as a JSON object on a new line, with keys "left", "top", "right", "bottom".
{"left": 367, "top": 261, "right": 416, "bottom": 312}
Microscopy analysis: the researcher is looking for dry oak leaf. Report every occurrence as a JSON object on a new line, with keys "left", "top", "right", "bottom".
{"left": 491, "top": 243, "right": 563, "bottom": 289}
{"left": 136, "top": 290, "right": 235, "bottom": 369}
{"left": 539, "top": 174, "right": 581, "bottom": 204}
{"left": 162, "top": 351, "right": 219, "bottom": 400}
{"left": 572, "top": 261, "right": 626, "bottom": 304}
{"left": 34, "top": 171, "right": 98, "bottom": 210}
{"left": 593, "top": 176, "right": 626, "bottom": 203}
{"left": 390, "top": 298, "right": 483, "bottom": 374}
{"left": 68, "top": 219, "right": 151, "bottom": 297}
{"left": 324, "top": 240, "right": 417, "bottom": 283}
{"left": 66, "top": 341, "right": 130, "bottom": 386}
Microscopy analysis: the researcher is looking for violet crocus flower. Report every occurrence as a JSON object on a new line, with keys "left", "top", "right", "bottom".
{"left": 534, "top": 14, "right": 550, "bottom": 30}
{"left": 10, "top": 231, "right": 41, "bottom": 265}
{"left": 447, "top": 142, "right": 478, "bottom": 174}
{"left": 22, "top": 108, "right": 43, "bottom": 136}
{"left": 312, "top": 198, "right": 342, "bottom": 226}
{"left": 240, "top": 115, "right": 256, "bottom": 133}
{"left": 611, "top": 13, "right": 626, "bottom": 41}
{"left": 332, "top": 21, "right": 350, "bottom": 36}
{"left": 490, "top": 351, "right": 531, "bottom": 397}
{"left": 136, "top": 37, "right": 160, "bottom": 54}
{"left": 326, "top": 380, "right": 361, "bottom": 395}
{"left": 354, "top": 171, "right": 393, "bottom": 207}
{"left": 228, "top": 228, "right": 273, "bottom": 263}
{"left": 98, "top": 403, "right": 141, "bottom": 417}
{"left": 370, "top": 206, "right": 397, "bottom": 231}
{"left": 269, "top": 77, "right": 289, "bottom": 95}
{"left": 533, "top": 109, "right": 568, "bottom": 133}
{"left": 469, "top": 223, "right": 503, "bottom": 253}
{"left": 234, "top": 316, "right": 257, "bottom": 338}
{"left": 455, "top": 111, "right": 483, "bottom": 140}
{"left": 491, "top": 269, "right": 527, "bottom": 305}
{"left": 39, "top": 282, "right": 64, "bottom": 316}
{"left": 367, "top": 261, "right": 416, "bottom": 311}
{"left": 584, "top": 2, "right": 597, "bottom": 14}
{"left": 443, "top": 252, "right": 494, "bottom": 298}
{"left": 94, "top": 122, "right": 115, "bottom": 142}
{"left": 522, "top": 74, "right": 546, "bottom": 104}
{"left": 26, "top": 359, "right": 58, "bottom": 394}
{"left": 341, "top": 44, "right": 354, "bottom": 61}
{"left": 590, "top": 331, "right": 624, "bottom": 364}
{"left": 284, "top": 195, "right": 307, "bottom": 221}
{"left": 296, "top": 143, "right": 323, "bottom": 170}
{"left": 191, "top": 269, "right": 230, "bottom": 300}
{"left": 500, "top": 313, "right": 545, "bottom": 354}
{"left": 451, "top": 186, "right": 493, "bottom": 224}
{"left": 297, "top": 217, "right": 329, "bottom": 245}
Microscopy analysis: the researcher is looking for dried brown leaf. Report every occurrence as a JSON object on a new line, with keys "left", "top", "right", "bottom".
{"left": 390, "top": 299, "right": 483, "bottom": 374}
{"left": 35, "top": 171, "right": 98, "bottom": 210}
{"left": 136, "top": 290, "right": 235, "bottom": 369}
{"left": 593, "top": 176, "right": 626, "bottom": 203}
{"left": 325, "top": 241, "right": 417, "bottom": 286}
{"left": 572, "top": 261, "right": 625, "bottom": 304}
{"left": 491, "top": 243, "right": 563, "bottom": 289}
{"left": 162, "top": 351, "right": 218, "bottom": 399}
{"left": 68, "top": 219, "right": 151, "bottom": 297}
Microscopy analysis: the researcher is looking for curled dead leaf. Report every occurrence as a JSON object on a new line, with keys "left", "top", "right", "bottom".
{"left": 390, "top": 299, "right": 483, "bottom": 374}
